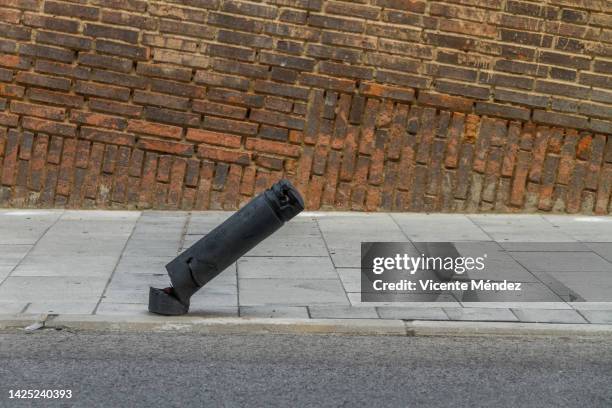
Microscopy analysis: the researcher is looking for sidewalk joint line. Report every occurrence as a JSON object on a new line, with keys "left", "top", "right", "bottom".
{"left": 92, "top": 211, "right": 143, "bottom": 315}
{"left": 0, "top": 210, "right": 64, "bottom": 288}
{"left": 313, "top": 216, "right": 352, "bottom": 306}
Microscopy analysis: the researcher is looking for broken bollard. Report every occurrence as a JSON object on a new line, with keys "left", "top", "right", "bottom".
{"left": 148, "top": 179, "right": 305, "bottom": 315}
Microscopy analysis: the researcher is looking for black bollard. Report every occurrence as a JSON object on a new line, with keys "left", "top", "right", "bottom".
{"left": 148, "top": 179, "right": 304, "bottom": 315}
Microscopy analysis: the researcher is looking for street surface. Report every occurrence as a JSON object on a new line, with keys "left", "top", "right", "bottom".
{"left": 1, "top": 331, "right": 611, "bottom": 407}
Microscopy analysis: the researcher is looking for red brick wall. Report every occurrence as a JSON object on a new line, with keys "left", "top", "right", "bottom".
{"left": 0, "top": 0, "right": 610, "bottom": 213}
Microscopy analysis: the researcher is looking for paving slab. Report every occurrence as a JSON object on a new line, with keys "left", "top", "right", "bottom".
{"left": 443, "top": 307, "right": 518, "bottom": 322}
{"left": 238, "top": 256, "right": 336, "bottom": 279}
{"left": 512, "top": 308, "right": 588, "bottom": 324}
{"left": 239, "top": 278, "right": 348, "bottom": 306}
{"left": 240, "top": 306, "right": 309, "bottom": 318}
{"left": 469, "top": 215, "right": 575, "bottom": 242}
{"left": 377, "top": 307, "right": 449, "bottom": 320}
{"left": 508, "top": 251, "right": 612, "bottom": 272}
{"left": 25, "top": 302, "right": 97, "bottom": 314}
{"left": 317, "top": 214, "right": 405, "bottom": 268}
{"left": 391, "top": 213, "right": 491, "bottom": 241}
{"left": 578, "top": 310, "right": 612, "bottom": 324}
{"left": 0, "top": 210, "right": 62, "bottom": 245}
{"left": 308, "top": 306, "right": 379, "bottom": 319}
{"left": 543, "top": 215, "right": 612, "bottom": 242}
{"left": 0, "top": 276, "right": 107, "bottom": 303}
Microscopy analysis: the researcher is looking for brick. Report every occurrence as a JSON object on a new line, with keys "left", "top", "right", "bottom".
{"left": 143, "top": 34, "right": 198, "bottom": 52}
{"left": 34, "top": 60, "right": 89, "bottom": 80}
{"left": 207, "top": 88, "right": 264, "bottom": 107}
{"left": 320, "top": 60, "right": 373, "bottom": 80}
{"left": 308, "top": 14, "right": 364, "bottom": 33}
{"left": 204, "top": 115, "right": 258, "bottom": 135}
{"left": 197, "top": 145, "right": 251, "bottom": 165}
{"left": 127, "top": 120, "right": 183, "bottom": 140}
{"left": 533, "top": 110, "right": 589, "bottom": 129}
{"left": 246, "top": 137, "right": 301, "bottom": 157}
{"left": 0, "top": 112, "right": 19, "bottom": 127}
{"left": 78, "top": 53, "right": 132, "bottom": 73}
{"left": 264, "top": 96, "right": 293, "bottom": 113}
{"left": 0, "top": 22, "right": 31, "bottom": 40}
{"left": 101, "top": 10, "right": 158, "bottom": 30}
{"left": 95, "top": 40, "right": 148, "bottom": 60}
{"left": 254, "top": 80, "right": 309, "bottom": 100}
{"left": 475, "top": 102, "right": 531, "bottom": 121}
{"left": 10, "top": 101, "right": 65, "bottom": 120}
{"left": 15, "top": 71, "right": 70, "bottom": 91}
{"left": 153, "top": 49, "right": 209, "bottom": 69}
{"left": 80, "top": 126, "right": 135, "bottom": 146}
{"left": 208, "top": 12, "right": 264, "bottom": 33}
{"left": 580, "top": 73, "right": 612, "bottom": 89}
{"left": 306, "top": 44, "right": 361, "bottom": 64}
{"left": 160, "top": 19, "right": 215, "bottom": 40}
{"left": 418, "top": 91, "right": 473, "bottom": 112}
{"left": 207, "top": 43, "right": 254, "bottom": 62}
{"left": 19, "top": 44, "right": 73, "bottom": 63}
{"left": 44, "top": 1, "right": 100, "bottom": 20}
{"left": 22, "top": 12, "right": 79, "bottom": 33}
{"left": 75, "top": 81, "right": 130, "bottom": 101}
{"left": 194, "top": 70, "right": 248, "bottom": 90}
{"left": 149, "top": 3, "right": 207, "bottom": 22}
{"left": 259, "top": 51, "right": 315, "bottom": 71}
{"left": 192, "top": 100, "right": 247, "bottom": 119}
{"left": 70, "top": 110, "right": 127, "bottom": 130}
{"left": 89, "top": 98, "right": 143, "bottom": 117}
{"left": 37, "top": 30, "right": 92, "bottom": 50}
{"left": 150, "top": 79, "right": 205, "bottom": 99}
{"left": 90, "top": 69, "right": 147, "bottom": 89}
{"left": 144, "top": 107, "right": 200, "bottom": 127}
{"left": 222, "top": 0, "right": 277, "bottom": 18}
{"left": 22, "top": 117, "right": 76, "bottom": 137}
{"left": 26, "top": 88, "right": 84, "bottom": 108}
{"left": 259, "top": 125, "right": 289, "bottom": 141}
{"left": 218, "top": 30, "right": 274, "bottom": 50}
{"left": 539, "top": 51, "right": 591, "bottom": 70}
{"left": 212, "top": 58, "right": 268, "bottom": 79}
{"left": 435, "top": 80, "right": 490, "bottom": 100}
{"left": 187, "top": 128, "right": 242, "bottom": 148}
{"left": 250, "top": 109, "right": 304, "bottom": 130}
{"left": 133, "top": 90, "right": 189, "bottom": 111}
{"left": 136, "top": 63, "right": 191, "bottom": 82}
{"left": 137, "top": 138, "right": 194, "bottom": 156}
{"left": 494, "top": 89, "right": 549, "bottom": 108}
{"left": 84, "top": 23, "right": 139, "bottom": 44}
{"left": 300, "top": 73, "right": 355, "bottom": 93}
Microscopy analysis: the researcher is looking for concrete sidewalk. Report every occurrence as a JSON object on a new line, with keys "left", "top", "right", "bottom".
{"left": 1, "top": 210, "right": 612, "bottom": 329}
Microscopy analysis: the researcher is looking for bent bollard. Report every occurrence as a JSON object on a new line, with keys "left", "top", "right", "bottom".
{"left": 148, "top": 179, "right": 304, "bottom": 315}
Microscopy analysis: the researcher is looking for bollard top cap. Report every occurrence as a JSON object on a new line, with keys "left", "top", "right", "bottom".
{"left": 267, "top": 179, "right": 304, "bottom": 222}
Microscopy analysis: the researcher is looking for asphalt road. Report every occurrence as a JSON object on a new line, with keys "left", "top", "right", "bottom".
{"left": 1, "top": 330, "right": 611, "bottom": 408}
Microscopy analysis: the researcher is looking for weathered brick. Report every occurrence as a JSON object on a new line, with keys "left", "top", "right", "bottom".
{"left": 75, "top": 80, "right": 130, "bottom": 101}
{"left": 44, "top": 1, "right": 100, "bottom": 20}
{"left": 101, "top": 10, "right": 158, "bottom": 30}
{"left": 137, "top": 138, "right": 194, "bottom": 156}
{"left": 37, "top": 30, "right": 92, "bottom": 50}
{"left": 160, "top": 19, "right": 215, "bottom": 40}
{"left": 204, "top": 116, "right": 258, "bottom": 135}
{"left": 246, "top": 137, "right": 301, "bottom": 157}
{"left": 144, "top": 106, "right": 200, "bottom": 127}
{"left": 10, "top": 101, "right": 65, "bottom": 120}
{"left": 89, "top": 98, "right": 143, "bottom": 117}
{"left": 78, "top": 53, "right": 132, "bottom": 73}
{"left": 192, "top": 100, "right": 247, "bottom": 119}
{"left": 81, "top": 126, "right": 135, "bottom": 146}
{"left": 84, "top": 23, "right": 139, "bottom": 44}
{"left": 70, "top": 110, "right": 127, "bottom": 130}
{"left": 197, "top": 145, "right": 251, "bottom": 165}
{"left": 250, "top": 109, "right": 304, "bottom": 130}
{"left": 22, "top": 117, "right": 76, "bottom": 137}
{"left": 95, "top": 40, "right": 148, "bottom": 60}
{"left": 15, "top": 71, "right": 70, "bottom": 90}
{"left": 187, "top": 128, "right": 242, "bottom": 148}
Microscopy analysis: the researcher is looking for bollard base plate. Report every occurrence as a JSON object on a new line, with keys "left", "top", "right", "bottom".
{"left": 148, "top": 287, "right": 189, "bottom": 316}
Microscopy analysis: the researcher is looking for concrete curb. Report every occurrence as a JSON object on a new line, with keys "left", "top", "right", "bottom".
{"left": 1, "top": 314, "right": 612, "bottom": 337}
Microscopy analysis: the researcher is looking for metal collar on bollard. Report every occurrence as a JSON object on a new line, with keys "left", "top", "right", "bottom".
{"left": 148, "top": 179, "right": 305, "bottom": 316}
